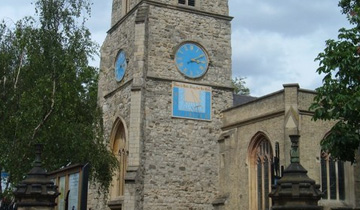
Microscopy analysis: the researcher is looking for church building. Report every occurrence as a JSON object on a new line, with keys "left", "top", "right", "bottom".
{"left": 89, "top": 0, "right": 360, "bottom": 209}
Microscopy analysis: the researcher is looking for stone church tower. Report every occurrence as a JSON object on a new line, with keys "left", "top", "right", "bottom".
{"left": 94, "top": 0, "right": 234, "bottom": 209}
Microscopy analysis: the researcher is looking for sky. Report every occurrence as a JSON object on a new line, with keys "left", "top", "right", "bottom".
{"left": 0, "top": 0, "right": 350, "bottom": 96}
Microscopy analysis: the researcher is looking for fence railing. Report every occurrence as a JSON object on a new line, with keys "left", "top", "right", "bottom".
{"left": 0, "top": 202, "right": 16, "bottom": 210}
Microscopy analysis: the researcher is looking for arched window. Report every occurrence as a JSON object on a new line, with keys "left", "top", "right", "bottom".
{"left": 320, "top": 151, "right": 345, "bottom": 200}
{"left": 110, "top": 118, "right": 128, "bottom": 200}
{"left": 248, "top": 134, "right": 273, "bottom": 210}
{"left": 178, "top": 0, "right": 196, "bottom": 7}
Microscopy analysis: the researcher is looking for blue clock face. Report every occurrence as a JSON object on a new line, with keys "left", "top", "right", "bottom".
{"left": 115, "top": 50, "right": 127, "bottom": 82}
{"left": 175, "top": 43, "right": 209, "bottom": 78}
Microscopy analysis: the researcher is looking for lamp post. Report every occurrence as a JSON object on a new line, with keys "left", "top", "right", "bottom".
{"left": 269, "top": 135, "right": 323, "bottom": 210}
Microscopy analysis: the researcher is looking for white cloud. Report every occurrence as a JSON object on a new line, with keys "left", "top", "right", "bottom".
{"left": 232, "top": 28, "right": 329, "bottom": 96}
{"left": 229, "top": 0, "right": 350, "bottom": 96}
{"left": 0, "top": 2, "right": 34, "bottom": 26}
{"left": 0, "top": 0, "right": 351, "bottom": 97}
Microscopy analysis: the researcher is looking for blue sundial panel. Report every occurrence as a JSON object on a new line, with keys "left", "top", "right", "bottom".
{"left": 175, "top": 43, "right": 209, "bottom": 78}
{"left": 115, "top": 50, "right": 126, "bottom": 82}
{"left": 172, "top": 82, "right": 211, "bottom": 121}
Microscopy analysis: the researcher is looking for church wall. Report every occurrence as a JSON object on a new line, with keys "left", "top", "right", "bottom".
{"left": 299, "top": 113, "right": 360, "bottom": 209}
{"left": 111, "top": 0, "right": 142, "bottom": 26}
{"left": 140, "top": 5, "right": 233, "bottom": 208}
{"left": 298, "top": 89, "right": 317, "bottom": 111}
{"left": 111, "top": 0, "right": 229, "bottom": 29}
{"left": 97, "top": 11, "right": 136, "bottom": 154}
{"left": 140, "top": 6, "right": 233, "bottom": 208}
{"left": 97, "top": 14, "right": 136, "bottom": 96}
{"left": 94, "top": 0, "right": 234, "bottom": 208}
{"left": 300, "top": 114, "right": 360, "bottom": 209}
{"left": 151, "top": 0, "right": 229, "bottom": 16}
{"left": 92, "top": 0, "right": 360, "bottom": 208}
{"left": 142, "top": 79, "right": 232, "bottom": 209}
{"left": 89, "top": 9, "right": 138, "bottom": 210}
{"left": 146, "top": 5, "right": 232, "bottom": 87}
{"left": 87, "top": 184, "right": 109, "bottom": 210}
{"left": 96, "top": 9, "right": 137, "bottom": 141}
{"left": 219, "top": 115, "right": 284, "bottom": 210}
{"left": 298, "top": 114, "right": 332, "bottom": 180}
{"left": 220, "top": 86, "right": 360, "bottom": 210}
{"left": 111, "top": 0, "right": 121, "bottom": 26}
{"left": 129, "top": 0, "right": 142, "bottom": 10}
{"left": 87, "top": 82, "right": 133, "bottom": 210}
{"left": 222, "top": 91, "right": 284, "bottom": 128}
{"left": 101, "top": 85, "right": 133, "bottom": 143}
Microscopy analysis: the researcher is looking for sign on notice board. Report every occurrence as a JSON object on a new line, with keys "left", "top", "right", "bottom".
{"left": 47, "top": 164, "right": 89, "bottom": 210}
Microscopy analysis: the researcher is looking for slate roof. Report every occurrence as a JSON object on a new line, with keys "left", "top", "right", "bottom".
{"left": 233, "top": 94, "right": 257, "bottom": 106}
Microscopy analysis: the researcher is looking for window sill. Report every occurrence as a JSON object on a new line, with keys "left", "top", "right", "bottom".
{"left": 107, "top": 197, "right": 124, "bottom": 210}
{"left": 319, "top": 199, "right": 351, "bottom": 210}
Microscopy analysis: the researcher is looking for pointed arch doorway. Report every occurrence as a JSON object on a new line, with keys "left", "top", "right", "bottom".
{"left": 109, "top": 118, "right": 128, "bottom": 202}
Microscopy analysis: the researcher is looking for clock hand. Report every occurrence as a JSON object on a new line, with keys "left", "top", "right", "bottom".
{"left": 188, "top": 55, "right": 206, "bottom": 64}
{"left": 193, "top": 54, "right": 205, "bottom": 60}
{"left": 190, "top": 59, "right": 200, "bottom": 64}
{"left": 189, "top": 54, "right": 206, "bottom": 64}
{"left": 191, "top": 59, "right": 207, "bottom": 65}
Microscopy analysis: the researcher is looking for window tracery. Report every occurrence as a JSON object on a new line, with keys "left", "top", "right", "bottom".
{"left": 320, "top": 151, "right": 345, "bottom": 201}
{"left": 249, "top": 135, "right": 273, "bottom": 210}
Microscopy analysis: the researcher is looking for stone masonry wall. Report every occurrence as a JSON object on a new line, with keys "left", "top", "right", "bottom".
{"left": 97, "top": 9, "right": 136, "bottom": 148}
{"left": 142, "top": 79, "right": 232, "bottom": 209}
{"left": 92, "top": 0, "right": 233, "bottom": 209}
{"left": 219, "top": 88, "right": 358, "bottom": 210}
{"left": 98, "top": 13, "right": 136, "bottom": 97}
{"left": 155, "top": 0, "right": 229, "bottom": 16}
{"left": 219, "top": 115, "right": 284, "bottom": 210}
{"left": 222, "top": 91, "right": 284, "bottom": 128}
{"left": 298, "top": 89, "right": 316, "bottom": 111}
{"left": 222, "top": 114, "right": 337, "bottom": 210}
{"left": 88, "top": 7, "right": 137, "bottom": 210}
{"left": 111, "top": 0, "right": 229, "bottom": 30}
{"left": 140, "top": 3, "right": 233, "bottom": 208}
{"left": 111, "top": 0, "right": 142, "bottom": 26}
{"left": 146, "top": 5, "right": 232, "bottom": 88}
{"left": 111, "top": 0, "right": 122, "bottom": 26}
{"left": 87, "top": 82, "right": 133, "bottom": 210}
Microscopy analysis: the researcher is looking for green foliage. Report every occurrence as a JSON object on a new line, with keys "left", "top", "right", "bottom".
{"left": 232, "top": 76, "right": 250, "bottom": 95}
{"left": 310, "top": 0, "right": 360, "bottom": 163}
{"left": 0, "top": 0, "right": 117, "bottom": 192}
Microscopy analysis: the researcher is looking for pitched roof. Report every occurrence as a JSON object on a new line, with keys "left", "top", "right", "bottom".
{"left": 233, "top": 94, "right": 257, "bottom": 106}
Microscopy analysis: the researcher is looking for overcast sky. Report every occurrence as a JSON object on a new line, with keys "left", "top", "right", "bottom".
{"left": 0, "top": 0, "right": 350, "bottom": 96}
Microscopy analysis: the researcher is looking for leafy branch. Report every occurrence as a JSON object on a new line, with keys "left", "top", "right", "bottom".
{"left": 310, "top": 0, "right": 360, "bottom": 162}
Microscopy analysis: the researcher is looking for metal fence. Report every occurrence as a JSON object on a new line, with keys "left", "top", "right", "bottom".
{"left": 0, "top": 202, "right": 16, "bottom": 210}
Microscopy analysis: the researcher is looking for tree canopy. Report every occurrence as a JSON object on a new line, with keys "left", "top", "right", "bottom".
{"left": 232, "top": 76, "right": 250, "bottom": 95}
{"left": 0, "top": 0, "right": 117, "bottom": 195}
{"left": 310, "top": 0, "right": 360, "bottom": 163}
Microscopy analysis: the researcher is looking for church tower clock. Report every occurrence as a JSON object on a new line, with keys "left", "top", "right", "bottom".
{"left": 93, "top": 0, "right": 233, "bottom": 209}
